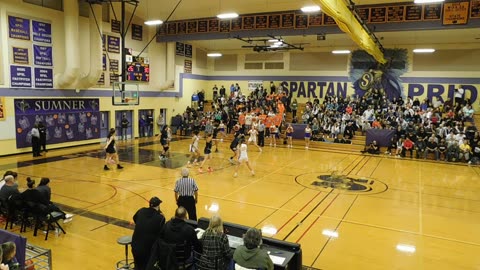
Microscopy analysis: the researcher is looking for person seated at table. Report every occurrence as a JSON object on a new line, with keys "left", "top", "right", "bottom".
{"left": 0, "top": 246, "right": 9, "bottom": 270}
{"left": 21, "top": 177, "right": 49, "bottom": 205}
{"left": 1, "top": 242, "right": 18, "bottom": 270}
{"left": 161, "top": 207, "right": 202, "bottom": 264}
{"left": 0, "top": 175, "right": 20, "bottom": 202}
{"left": 233, "top": 228, "right": 273, "bottom": 270}
{"left": 36, "top": 177, "right": 73, "bottom": 222}
{"left": 199, "top": 215, "right": 233, "bottom": 270}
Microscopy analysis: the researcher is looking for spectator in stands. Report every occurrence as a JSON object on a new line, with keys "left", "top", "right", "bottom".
{"left": 219, "top": 85, "right": 226, "bottom": 98}
{"left": 447, "top": 140, "right": 460, "bottom": 162}
{"left": 199, "top": 215, "right": 233, "bottom": 270}
{"left": 344, "top": 121, "right": 355, "bottom": 140}
{"left": 132, "top": 197, "right": 165, "bottom": 270}
{"left": 401, "top": 137, "right": 414, "bottom": 158}
{"left": 233, "top": 228, "right": 273, "bottom": 270}
{"left": 415, "top": 138, "right": 426, "bottom": 159}
{"left": 438, "top": 139, "right": 448, "bottom": 161}
{"left": 459, "top": 141, "right": 472, "bottom": 163}
{"left": 385, "top": 137, "right": 397, "bottom": 155}
{"left": 424, "top": 137, "right": 439, "bottom": 160}
{"left": 364, "top": 140, "right": 380, "bottom": 154}
{"left": 454, "top": 86, "right": 464, "bottom": 106}
{"left": 161, "top": 207, "right": 202, "bottom": 263}
{"left": 291, "top": 99, "right": 298, "bottom": 119}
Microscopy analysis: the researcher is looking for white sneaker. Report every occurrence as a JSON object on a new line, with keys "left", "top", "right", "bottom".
{"left": 63, "top": 218, "right": 73, "bottom": 224}
{"left": 234, "top": 172, "right": 238, "bottom": 177}
{"left": 65, "top": 214, "right": 74, "bottom": 219}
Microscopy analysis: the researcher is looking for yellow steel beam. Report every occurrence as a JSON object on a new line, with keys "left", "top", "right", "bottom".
{"left": 314, "top": 0, "right": 386, "bottom": 64}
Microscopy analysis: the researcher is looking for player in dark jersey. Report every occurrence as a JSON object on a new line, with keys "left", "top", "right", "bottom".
{"left": 159, "top": 125, "right": 170, "bottom": 160}
{"left": 104, "top": 128, "right": 124, "bottom": 170}
{"left": 229, "top": 132, "right": 244, "bottom": 164}
{"left": 199, "top": 133, "right": 214, "bottom": 173}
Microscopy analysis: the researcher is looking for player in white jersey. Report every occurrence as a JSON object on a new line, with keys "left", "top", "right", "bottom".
{"left": 188, "top": 130, "right": 201, "bottom": 166}
{"left": 247, "top": 127, "right": 262, "bottom": 152}
{"left": 234, "top": 138, "right": 255, "bottom": 177}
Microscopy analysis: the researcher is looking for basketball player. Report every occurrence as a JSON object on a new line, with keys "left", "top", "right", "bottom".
{"left": 159, "top": 125, "right": 170, "bottom": 160}
{"left": 104, "top": 128, "right": 124, "bottom": 170}
{"left": 247, "top": 126, "right": 262, "bottom": 152}
{"left": 199, "top": 133, "right": 213, "bottom": 173}
{"left": 234, "top": 137, "right": 255, "bottom": 177}
{"left": 187, "top": 130, "right": 201, "bottom": 167}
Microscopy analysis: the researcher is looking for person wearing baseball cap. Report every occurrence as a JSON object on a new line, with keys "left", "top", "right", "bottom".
{"left": 131, "top": 196, "right": 165, "bottom": 270}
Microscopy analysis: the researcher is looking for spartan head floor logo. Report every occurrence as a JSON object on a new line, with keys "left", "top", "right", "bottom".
{"left": 295, "top": 171, "right": 388, "bottom": 195}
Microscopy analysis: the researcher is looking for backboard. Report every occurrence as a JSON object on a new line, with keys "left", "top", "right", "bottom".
{"left": 112, "top": 81, "right": 140, "bottom": 106}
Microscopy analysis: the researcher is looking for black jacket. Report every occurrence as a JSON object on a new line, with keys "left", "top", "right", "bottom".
{"left": 132, "top": 208, "right": 166, "bottom": 259}
{"left": 161, "top": 217, "right": 202, "bottom": 259}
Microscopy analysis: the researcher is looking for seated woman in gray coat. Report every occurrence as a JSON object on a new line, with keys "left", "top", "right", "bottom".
{"left": 233, "top": 228, "right": 273, "bottom": 270}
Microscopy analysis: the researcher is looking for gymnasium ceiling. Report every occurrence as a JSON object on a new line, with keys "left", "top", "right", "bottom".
{"left": 128, "top": 0, "right": 480, "bottom": 52}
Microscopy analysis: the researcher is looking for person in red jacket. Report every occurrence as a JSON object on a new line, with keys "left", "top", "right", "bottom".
{"left": 402, "top": 137, "right": 414, "bottom": 158}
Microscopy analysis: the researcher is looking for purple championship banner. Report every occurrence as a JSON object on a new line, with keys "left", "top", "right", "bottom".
{"left": 14, "top": 98, "right": 100, "bottom": 148}
{"left": 10, "top": 65, "right": 32, "bottom": 88}
{"left": 34, "top": 68, "right": 53, "bottom": 88}
{"left": 33, "top": 45, "right": 53, "bottom": 66}
{"left": 12, "top": 47, "right": 29, "bottom": 64}
{"left": 8, "top": 15, "right": 30, "bottom": 40}
{"left": 107, "top": 35, "right": 120, "bottom": 53}
{"left": 32, "top": 20, "right": 52, "bottom": 43}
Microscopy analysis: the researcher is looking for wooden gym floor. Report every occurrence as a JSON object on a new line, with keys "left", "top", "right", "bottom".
{"left": 0, "top": 135, "right": 479, "bottom": 270}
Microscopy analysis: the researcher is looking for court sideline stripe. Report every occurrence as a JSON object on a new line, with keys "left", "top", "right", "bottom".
{"left": 282, "top": 189, "right": 334, "bottom": 241}
{"left": 295, "top": 193, "right": 340, "bottom": 243}
{"left": 341, "top": 155, "right": 365, "bottom": 175}
{"left": 253, "top": 187, "right": 308, "bottom": 229}
{"left": 345, "top": 156, "right": 368, "bottom": 176}
{"left": 274, "top": 190, "right": 325, "bottom": 234}
{"left": 311, "top": 195, "right": 359, "bottom": 267}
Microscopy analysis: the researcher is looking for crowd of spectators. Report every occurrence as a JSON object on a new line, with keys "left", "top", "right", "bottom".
{"left": 171, "top": 83, "right": 478, "bottom": 164}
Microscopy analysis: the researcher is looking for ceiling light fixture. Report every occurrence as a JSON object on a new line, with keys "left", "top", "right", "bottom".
{"left": 413, "top": 48, "right": 435, "bottom": 53}
{"left": 207, "top": 53, "right": 222, "bottom": 57}
{"left": 217, "top": 13, "right": 239, "bottom": 19}
{"left": 332, "top": 50, "right": 351, "bottom": 54}
{"left": 301, "top": 5, "right": 321, "bottom": 12}
{"left": 144, "top": 20, "right": 163, "bottom": 25}
{"left": 414, "top": 0, "right": 444, "bottom": 3}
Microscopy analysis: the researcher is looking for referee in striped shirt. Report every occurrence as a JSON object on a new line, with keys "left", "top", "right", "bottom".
{"left": 174, "top": 168, "right": 199, "bottom": 221}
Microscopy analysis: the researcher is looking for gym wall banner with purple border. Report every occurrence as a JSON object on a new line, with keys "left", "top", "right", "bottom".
{"left": 14, "top": 99, "right": 100, "bottom": 148}
{"left": 8, "top": 15, "right": 30, "bottom": 40}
